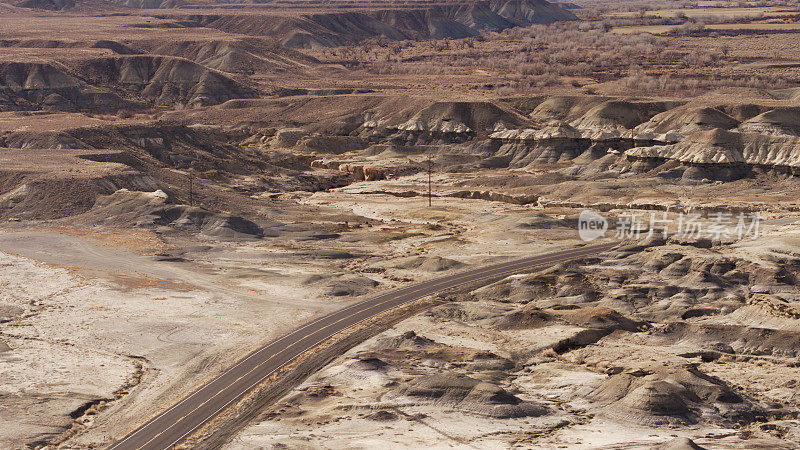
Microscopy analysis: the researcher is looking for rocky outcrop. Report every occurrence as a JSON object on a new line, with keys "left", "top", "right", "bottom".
{"left": 3, "top": 131, "right": 88, "bottom": 149}
{"left": 191, "top": 12, "right": 434, "bottom": 49}
{"left": 363, "top": 165, "right": 389, "bottom": 181}
{"left": 448, "top": 189, "right": 538, "bottom": 204}
{"left": 153, "top": 205, "right": 263, "bottom": 239}
{"left": 272, "top": 128, "right": 308, "bottom": 148}
{"left": 769, "top": 86, "right": 800, "bottom": 102}
{"left": 0, "top": 56, "right": 257, "bottom": 111}
{"left": 568, "top": 100, "right": 674, "bottom": 139}
{"left": 335, "top": 163, "right": 391, "bottom": 181}
{"left": 72, "top": 56, "right": 258, "bottom": 107}
{"left": 2, "top": 123, "right": 269, "bottom": 175}
{"left": 589, "top": 364, "right": 748, "bottom": 426}
{"left": 633, "top": 105, "right": 740, "bottom": 142}
{"left": 0, "top": 154, "right": 163, "bottom": 220}
{"left": 12, "top": 0, "right": 74, "bottom": 10}
{"left": 0, "top": 61, "right": 137, "bottom": 112}
{"left": 625, "top": 128, "right": 800, "bottom": 171}
{"left": 120, "top": 0, "right": 180, "bottom": 8}
{"left": 528, "top": 95, "right": 610, "bottom": 123}
{"left": 186, "top": 0, "right": 575, "bottom": 49}
{"left": 129, "top": 39, "right": 320, "bottom": 75}
{"left": 487, "top": 123, "right": 597, "bottom": 168}
{"left": 362, "top": 101, "right": 530, "bottom": 145}
{"left": 0, "top": 39, "right": 138, "bottom": 55}
{"left": 738, "top": 107, "right": 800, "bottom": 137}
{"left": 397, "top": 373, "right": 548, "bottom": 418}
{"left": 490, "top": 123, "right": 582, "bottom": 140}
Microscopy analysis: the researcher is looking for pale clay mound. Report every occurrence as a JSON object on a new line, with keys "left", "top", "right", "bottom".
{"left": 633, "top": 105, "right": 740, "bottom": 139}
{"left": 739, "top": 107, "right": 800, "bottom": 137}
{"left": 627, "top": 128, "right": 800, "bottom": 168}
{"left": 228, "top": 231, "right": 800, "bottom": 448}
{"left": 5, "top": 87, "right": 800, "bottom": 449}
{"left": 4, "top": 1, "right": 800, "bottom": 448}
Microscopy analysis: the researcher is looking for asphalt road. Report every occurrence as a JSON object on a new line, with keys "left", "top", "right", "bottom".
{"left": 109, "top": 241, "right": 618, "bottom": 450}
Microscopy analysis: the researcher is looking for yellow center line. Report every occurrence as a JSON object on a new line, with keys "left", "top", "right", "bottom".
{"left": 120, "top": 218, "right": 800, "bottom": 448}
{"left": 129, "top": 243, "right": 613, "bottom": 449}
{"left": 133, "top": 244, "right": 610, "bottom": 449}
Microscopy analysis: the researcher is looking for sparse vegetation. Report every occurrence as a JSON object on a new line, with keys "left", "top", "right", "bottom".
{"left": 314, "top": 15, "right": 795, "bottom": 96}
{"left": 4, "top": 0, "right": 800, "bottom": 449}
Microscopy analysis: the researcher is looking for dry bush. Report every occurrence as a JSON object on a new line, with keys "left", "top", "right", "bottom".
{"left": 623, "top": 64, "right": 792, "bottom": 95}
{"left": 308, "top": 10, "right": 797, "bottom": 96}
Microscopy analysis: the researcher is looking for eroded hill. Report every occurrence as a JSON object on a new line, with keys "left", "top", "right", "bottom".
{"left": 3, "top": 1, "right": 800, "bottom": 449}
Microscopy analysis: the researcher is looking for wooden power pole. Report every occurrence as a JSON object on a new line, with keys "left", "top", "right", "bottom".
{"left": 188, "top": 173, "right": 194, "bottom": 207}
{"left": 427, "top": 156, "right": 432, "bottom": 207}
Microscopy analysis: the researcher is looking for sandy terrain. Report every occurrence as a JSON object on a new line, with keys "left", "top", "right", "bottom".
{"left": 0, "top": 171, "right": 580, "bottom": 448}
{"left": 7, "top": 90, "right": 800, "bottom": 446}
{"left": 3, "top": 0, "right": 800, "bottom": 447}
{"left": 227, "top": 223, "right": 800, "bottom": 449}
{"left": 0, "top": 228, "right": 353, "bottom": 447}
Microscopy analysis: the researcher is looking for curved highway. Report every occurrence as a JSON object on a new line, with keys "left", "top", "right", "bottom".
{"left": 109, "top": 241, "right": 617, "bottom": 450}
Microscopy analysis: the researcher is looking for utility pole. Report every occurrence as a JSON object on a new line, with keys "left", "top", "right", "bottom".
{"left": 188, "top": 173, "right": 194, "bottom": 207}
{"left": 427, "top": 156, "right": 432, "bottom": 207}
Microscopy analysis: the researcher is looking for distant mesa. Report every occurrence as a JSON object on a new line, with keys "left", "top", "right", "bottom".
{"left": 180, "top": 0, "right": 577, "bottom": 48}
{"left": 13, "top": 0, "right": 74, "bottom": 10}
{"left": 0, "top": 56, "right": 257, "bottom": 112}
